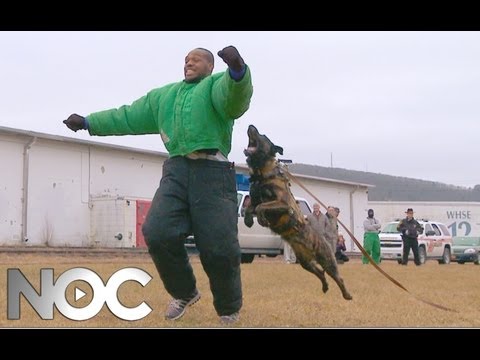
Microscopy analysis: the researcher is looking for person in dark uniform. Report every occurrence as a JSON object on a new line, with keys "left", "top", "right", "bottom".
{"left": 397, "top": 208, "right": 424, "bottom": 266}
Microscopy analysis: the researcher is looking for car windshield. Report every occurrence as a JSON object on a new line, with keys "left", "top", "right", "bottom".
{"left": 453, "top": 237, "right": 480, "bottom": 246}
{"left": 381, "top": 223, "right": 400, "bottom": 234}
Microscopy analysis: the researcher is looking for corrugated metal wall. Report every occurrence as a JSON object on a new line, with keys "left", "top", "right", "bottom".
{"left": 0, "top": 130, "right": 165, "bottom": 247}
{"left": 0, "top": 135, "right": 24, "bottom": 245}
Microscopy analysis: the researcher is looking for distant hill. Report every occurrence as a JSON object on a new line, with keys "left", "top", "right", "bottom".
{"left": 288, "top": 164, "right": 480, "bottom": 202}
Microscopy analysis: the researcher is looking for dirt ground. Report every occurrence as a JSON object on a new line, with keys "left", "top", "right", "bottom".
{"left": 1, "top": 248, "right": 479, "bottom": 328}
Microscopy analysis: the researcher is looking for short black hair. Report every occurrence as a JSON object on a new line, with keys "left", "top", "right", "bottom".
{"left": 195, "top": 48, "right": 214, "bottom": 66}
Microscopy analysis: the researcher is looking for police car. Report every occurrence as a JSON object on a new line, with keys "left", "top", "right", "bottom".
{"left": 379, "top": 219, "right": 452, "bottom": 264}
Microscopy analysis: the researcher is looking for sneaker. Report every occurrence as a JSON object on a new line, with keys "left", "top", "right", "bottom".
{"left": 219, "top": 312, "right": 240, "bottom": 325}
{"left": 165, "top": 289, "right": 201, "bottom": 321}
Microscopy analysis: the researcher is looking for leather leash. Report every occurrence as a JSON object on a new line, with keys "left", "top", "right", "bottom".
{"left": 282, "top": 164, "right": 457, "bottom": 313}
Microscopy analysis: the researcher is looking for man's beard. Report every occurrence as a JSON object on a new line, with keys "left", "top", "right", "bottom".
{"left": 184, "top": 73, "right": 208, "bottom": 84}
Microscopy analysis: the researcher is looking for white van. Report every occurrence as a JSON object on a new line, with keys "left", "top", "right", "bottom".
{"left": 379, "top": 219, "right": 452, "bottom": 264}
{"left": 185, "top": 190, "right": 312, "bottom": 263}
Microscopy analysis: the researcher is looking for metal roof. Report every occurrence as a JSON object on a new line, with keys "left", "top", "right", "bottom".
{"left": 0, "top": 125, "right": 374, "bottom": 188}
{"left": 235, "top": 164, "right": 374, "bottom": 188}
{"left": 0, "top": 125, "right": 169, "bottom": 157}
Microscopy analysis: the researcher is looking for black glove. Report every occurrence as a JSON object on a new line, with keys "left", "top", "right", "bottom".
{"left": 217, "top": 46, "right": 245, "bottom": 72}
{"left": 63, "top": 114, "right": 86, "bottom": 132}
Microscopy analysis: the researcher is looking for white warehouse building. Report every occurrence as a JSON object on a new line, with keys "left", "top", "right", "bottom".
{"left": 0, "top": 126, "right": 372, "bottom": 251}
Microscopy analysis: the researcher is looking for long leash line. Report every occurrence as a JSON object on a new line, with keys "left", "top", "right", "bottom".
{"left": 282, "top": 165, "right": 457, "bottom": 313}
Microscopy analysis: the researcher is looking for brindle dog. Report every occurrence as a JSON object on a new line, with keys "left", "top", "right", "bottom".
{"left": 243, "top": 125, "right": 352, "bottom": 300}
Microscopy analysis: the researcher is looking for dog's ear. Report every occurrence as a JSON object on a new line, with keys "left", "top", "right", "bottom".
{"left": 274, "top": 145, "right": 284, "bottom": 155}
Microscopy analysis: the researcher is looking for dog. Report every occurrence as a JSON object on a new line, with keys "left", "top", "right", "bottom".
{"left": 243, "top": 125, "right": 352, "bottom": 300}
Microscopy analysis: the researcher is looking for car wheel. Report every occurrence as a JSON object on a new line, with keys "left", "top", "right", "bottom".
{"left": 438, "top": 247, "right": 451, "bottom": 265}
{"left": 241, "top": 254, "right": 255, "bottom": 264}
{"left": 418, "top": 246, "right": 427, "bottom": 264}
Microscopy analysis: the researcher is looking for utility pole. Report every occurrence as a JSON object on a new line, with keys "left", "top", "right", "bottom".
{"left": 330, "top": 152, "right": 333, "bottom": 167}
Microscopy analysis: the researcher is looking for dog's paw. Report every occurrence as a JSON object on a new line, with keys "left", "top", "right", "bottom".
{"left": 322, "top": 283, "right": 329, "bottom": 294}
{"left": 257, "top": 215, "right": 269, "bottom": 227}
{"left": 244, "top": 214, "right": 254, "bottom": 228}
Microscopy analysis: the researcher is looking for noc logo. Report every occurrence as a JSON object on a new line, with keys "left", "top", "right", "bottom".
{"left": 7, "top": 267, "right": 153, "bottom": 321}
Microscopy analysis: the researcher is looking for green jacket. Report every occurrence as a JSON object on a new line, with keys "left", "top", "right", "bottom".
{"left": 87, "top": 67, "right": 253, "bottom": 157}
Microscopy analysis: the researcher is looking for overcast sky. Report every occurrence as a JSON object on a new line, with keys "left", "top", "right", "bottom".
{"left": 1, "top": 31, "right": 479, "bottom": 188}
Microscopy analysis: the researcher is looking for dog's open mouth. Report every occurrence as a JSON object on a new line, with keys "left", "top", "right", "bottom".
{"left": 244, "top": 125, "right": 260, "bottom": 156}
{"left": 244, "top": 139, "right": 257, "bottom": 156}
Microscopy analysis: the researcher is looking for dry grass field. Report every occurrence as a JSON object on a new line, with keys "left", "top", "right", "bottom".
{"left": 1, "top": 250, "right": 479, "bottom": 328}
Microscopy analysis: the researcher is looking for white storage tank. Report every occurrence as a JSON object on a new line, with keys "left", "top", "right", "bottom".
{"left": 90, "top": 197, "right": 137, "bottom": 248}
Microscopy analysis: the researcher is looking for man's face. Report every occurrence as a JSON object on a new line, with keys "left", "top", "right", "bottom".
{"left": 184, "top": 49, "right": 214, "bottom": 83}
{"left": 327, "top": 207, "right": 336, "bottom": 217}
{"left": 406, "top": 211, "right": 414, "bottom": 219}
{"left": 313, "top": 204, "right": 320, "bottom": 214}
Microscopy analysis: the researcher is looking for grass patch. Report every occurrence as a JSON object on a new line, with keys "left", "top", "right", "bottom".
{"left": 1, "top": 252, "right": 479, "bottom": 328}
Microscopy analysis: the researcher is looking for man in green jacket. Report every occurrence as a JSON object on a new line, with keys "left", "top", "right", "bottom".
{"left": 63, "top": 46, "right": 253, "bottom": 325}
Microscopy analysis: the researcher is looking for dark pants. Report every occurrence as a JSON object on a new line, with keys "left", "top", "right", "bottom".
{"left": 335, "top": 250, "right": 349, "bottom": 262}
{"left": 142, "top": 156, "right": 242, "bottom": 316}
{"left": 402, "top": 237, "right": 420, "bottom": 265}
